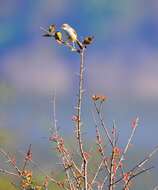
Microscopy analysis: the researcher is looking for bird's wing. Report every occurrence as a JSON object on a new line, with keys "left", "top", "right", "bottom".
{"left": 71, "top": 27, "right": 77, "bottom": 36}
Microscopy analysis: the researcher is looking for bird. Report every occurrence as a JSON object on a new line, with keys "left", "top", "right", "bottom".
{"left": 42, "top": 24, "right": 56, "bottom": 37}
{"left": 61, "top": 23, "right": 83, "bottom": 49}
{"left": 54, "top": 31, "right": 63, "bottom": 44}
{"left": 48, "top": 24, "right": 56, "bottom": 34}
{"left": 82, "top": 36, "right": 94, "bottom": 46}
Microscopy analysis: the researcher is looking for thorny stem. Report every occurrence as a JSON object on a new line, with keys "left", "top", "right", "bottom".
{"left": 41, "top": 28, "right": 88, "bottom": 189}
{"left": 76, "top": 48, "right": 88, "bottom": 190}
{"left": 51, "top": 86, "right": 83, "bottom": 190}
{"left": 109, "top": 148, "right": 115, "bottom": 190}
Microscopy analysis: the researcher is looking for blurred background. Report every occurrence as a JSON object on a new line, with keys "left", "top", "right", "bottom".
{"left": 0, "top": 0, "right": 158, "bottom": 189}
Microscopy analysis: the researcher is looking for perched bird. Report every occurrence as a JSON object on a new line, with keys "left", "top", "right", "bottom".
{"left": 82, "top": 36, "right": 94, "bottom": 46}
{"left": 48, "top": 24, "right": 56, "bottom": 34}
{"left": 54, "top": 31, "right": 63, "bottom": 44}
{"left": 42, "top": 24, "right": 56, "bottom": 37}
{"left": 61, "top": 23, "right": 83, "bottom": 49}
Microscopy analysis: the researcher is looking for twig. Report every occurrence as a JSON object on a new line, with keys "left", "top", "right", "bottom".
{"left": 91, "top": 160, "right": 104, "bottom": 186}
{"left": 91, "top": 110, "right": 110, "bottom": 174}
{"left": 116, "top": 117, "right": 139, "bottom": 172}
{"left": 0, "top": 168, "right": 20, "bottom": 177}
{"left": 0, "top": 148, "right": 21, "bottom": 175}
{"left": 94, "top": 102, "right": 113, "bottom": 147}
{"left": 28, "top": 158, "right": 69, "bottom": 189}
{"left": 22, "top": 144, "right": 32, "bottom": 172}
{"left": 122, "top": 166, "right": 154, "bottom": 190}
{"left": 112, "top": 121, "right": 118, "bottom": 147}
{"left": 100, "top": 175, "right": 108, "bottom": 190}
{"left": 113, "top": 146, "right": 158, "bottom": 186}
{"left": 18, "top": 148, "right": 60, "bottom": 184}
{"left": 133, "top": 145, "right": 158, "bottom": 169}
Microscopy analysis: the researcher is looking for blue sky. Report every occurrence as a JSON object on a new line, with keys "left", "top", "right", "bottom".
{"left": 0, "top": 0, "right": 158, "bottom": 150}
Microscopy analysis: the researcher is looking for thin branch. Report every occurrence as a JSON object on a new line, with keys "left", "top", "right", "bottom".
{"left": 22, "top": 144, "right": 32, "bottom": 172}
{"left": 122, "top": 166, "right": 154, "bottom": 190}
{"left": 100, "top": 175, "right": 108, "bottom": 190}
{"left": 91, "top": 160, "right": 104, "bottom": 186}
{"left": 0, "top": 168, "right": 20, "bottom": 177}
{"left": 28, "top": 158, "right": 68, "bottom": 189}
{"left": 91, "top": 110, "right": 110, "bottom": 174}
{"left": 122, "top": 118, "right": 138, "bottom": 157}
{"left": 116, "top": 117, "right": 139, "bottom": 172}
{"left": 113, "top": 146, "right": 158, "bottom": 186}
{"left": 94, "top": 102, "right": 113, "bottom": 147}
{"left": 18, "top": 148, "right": 60, "bottom": 185}
{"left": 134, "top": 145, "right": 158, "bottom": 169}
{"left": 0, "top": 148, "right": 21, "bottom": 175}
{"left": 112, "top": 121, "right": 118, "bottom": 147}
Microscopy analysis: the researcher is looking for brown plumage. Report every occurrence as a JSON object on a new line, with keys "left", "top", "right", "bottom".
{"left": 82, "top": 36, "right": 94, "bottom": 45}
{"left": 42, "top": 24, "right": 56, "bottom": 37}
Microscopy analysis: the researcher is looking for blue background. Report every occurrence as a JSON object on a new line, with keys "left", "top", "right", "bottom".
{"left": 0, "top": 0, "right": 158, "bottom": 188}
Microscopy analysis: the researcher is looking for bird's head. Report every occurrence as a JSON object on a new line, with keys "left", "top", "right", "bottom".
{"left": 61, "top": 23, "right": 71, "bottom": 30}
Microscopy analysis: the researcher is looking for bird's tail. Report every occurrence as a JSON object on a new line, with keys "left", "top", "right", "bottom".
{"left": 76, "top": 39, "right": 83, "bottom": 49}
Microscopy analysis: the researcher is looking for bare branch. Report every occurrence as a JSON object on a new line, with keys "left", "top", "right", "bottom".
{"left": 122, "top": 166, "right": 154, "bottom": 190}
{"left": 22, "top": 144, "right": 32, "bottom": 172}
{"left": 93, "top": 101, "right": 113, "bottom": 147}
{"left": 113, "top": 146, "right": 158, "bottom": 186}
{"left": 0, "top": 148, "right": 21, "bottom": 175}
{"left": 116, "top": 117, "right": 139, "bottom": 172}
{"left": 0, "top": 168, "right": 20, "bottom": 177}
{"left": 91, "top": 160, "right": 104, "bottom": 186}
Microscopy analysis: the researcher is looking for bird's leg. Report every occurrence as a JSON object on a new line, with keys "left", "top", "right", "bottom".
{"left": 72, "top": 41, "right": 76, "bottom": 49}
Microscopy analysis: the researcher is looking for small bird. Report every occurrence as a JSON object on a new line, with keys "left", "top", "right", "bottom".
{"left": 42, "top": 24, "right": 56, "bottom": 37}
{"left": 61, "top": 23, "right": 83, "bottom": 49}
{"left": 48, "top": 24, "right": 56, "bottom": 34}
{"left": 82, "top": 36, "right": 94, "bottom": 46}
{"left": 54, "top": 31, "right": 63, "bottom": 44}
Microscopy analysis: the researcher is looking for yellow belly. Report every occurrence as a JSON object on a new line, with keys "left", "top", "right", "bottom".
{"left": 64, "top": 28, "right": 77, "bottom": 42}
